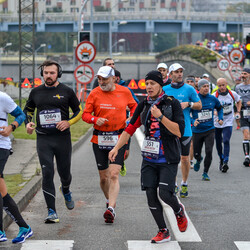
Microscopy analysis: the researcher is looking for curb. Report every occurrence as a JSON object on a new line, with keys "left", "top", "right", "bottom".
{"left": 3, "top": 127, "right": 93, "bottom": 229}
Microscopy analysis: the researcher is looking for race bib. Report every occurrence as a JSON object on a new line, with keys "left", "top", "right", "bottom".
{"left": 198, "top": 110, "right": 212, "bottom": 123}
{"left": 243, "top": 108, "right": 250, "bottom": 118}
{"left": 39, "top": 109, "right": 61, "bottom": 128}
{"left": 223, "top": 104, "right": 233, "bottom": 115}
{"left": 141, "top": 137, "right": 160, "bottom": 159}
{"left": 98, "top": 131, "right": 118, "bottom": 150}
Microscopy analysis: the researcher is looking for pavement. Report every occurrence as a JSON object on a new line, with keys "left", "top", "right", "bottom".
{"left": 3, "top": 128, "right": 93, "bottom": 229}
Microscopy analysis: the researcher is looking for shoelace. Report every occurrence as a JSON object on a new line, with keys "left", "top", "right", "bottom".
{"left": 64, "top": 192, "right": 72, "bottom": 202}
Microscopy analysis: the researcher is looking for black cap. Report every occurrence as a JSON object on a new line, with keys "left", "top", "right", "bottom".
{"left": 145, "top": 70, "right": 164, "bottom": 86}
{"left": 243, "top": 68, "right": 250, "bottom": 74}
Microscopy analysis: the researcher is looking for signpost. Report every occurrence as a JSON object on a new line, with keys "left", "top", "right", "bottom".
{"left": 74, "top": 64, "right": 94, "bottom": 85}
{"left": 75, "top": 41, "right": 96, "bottom": 64}
{"left": 217, "top": 58, "right": 230, "bottom": 71}
{"left": 228, "top": 49, "right": 244, "bottom": 64}
{"left": 229, "top": 64, "right": 243, "bottom": 81}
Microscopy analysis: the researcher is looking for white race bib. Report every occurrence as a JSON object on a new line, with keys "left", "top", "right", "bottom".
{"left": 198, "top": 110, "right": 212, "bottom": 123}
{"left": 39, "top": 109, "right": 61, "bottom": 128}
{"left": 98, "top": 131, "right": 118, "bottom": 150}
{"left": 141, "top": 137, "right": 160, "bottom": 159}
{"left": 243, "top": 109, "right": 250, "bottom": 118}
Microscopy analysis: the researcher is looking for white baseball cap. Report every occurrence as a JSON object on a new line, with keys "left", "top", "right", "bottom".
{"left": 96, "top": 66, "right": 115, "bottom": 78}
{"left": 157, "top": 63, "right": 168, "bottom": 69}
{"left": 202, "top": 73, "right": 209, "bottom": 78}
{"left": 169, "top": 63, "right": 185, "bottom": 74}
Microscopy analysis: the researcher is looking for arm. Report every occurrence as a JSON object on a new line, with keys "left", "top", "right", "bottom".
{"left": 216, "top": 99, "right": 223, "bottom": 125}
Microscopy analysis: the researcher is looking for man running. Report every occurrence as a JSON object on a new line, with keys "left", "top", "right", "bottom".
{"left": 213, "top": 78, "right": 241, "bottom": 172}
{"left": 192, "top": 79, "right": 223, "bottom": 180}
{"left": 157, "top": 63, "right": 171, "bottom": 86}
{"left": 24, "top": 60, "right": 82, "bottom": 223}
{"left": 235, "top": 68, "right": 250, "bottom": 167}
{"left": 82, "top": 66, "right": 137, "bottom": 223}
{"left": 163, "top": 63, "right": 202, "bottom": 198}
{"left": 0, "top": 91, "right": 33, "bottom": 244}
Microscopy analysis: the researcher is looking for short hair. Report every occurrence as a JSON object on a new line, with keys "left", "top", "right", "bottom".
{"left": 39, "top": 60, "right": 62, "bottom": 78}
{"left": 103, "top": 58, "right": 114, "bottom": 66}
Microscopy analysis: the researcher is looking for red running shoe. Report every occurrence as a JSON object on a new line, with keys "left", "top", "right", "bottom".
{"left": 175, "top": 204, "right": 188, "bottom": 232}
{"left": 151, "top": 229, "right": 171, "bottom": 244}
{"left": 236, "top": 126, "right": 240, "bottom": 130}
{"left": 104, "top": 208, "right": 116, "bottom": 223}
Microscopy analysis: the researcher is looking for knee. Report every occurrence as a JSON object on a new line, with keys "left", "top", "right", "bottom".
{"left": 146, "top": 188, "right": 158, "bottom": 207}
{"left": 181, "top": 156, "right": 189, "bottom": 164}
{"left": 159, "top": 187, "right": 172, "bottom": 202}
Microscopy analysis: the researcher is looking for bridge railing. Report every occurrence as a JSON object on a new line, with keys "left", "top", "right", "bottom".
{"left": 0, "top": 11, "right": 249, "bottom": 23}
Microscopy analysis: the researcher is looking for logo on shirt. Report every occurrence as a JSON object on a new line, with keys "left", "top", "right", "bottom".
{"left": 53, "top": 94, "right": 64, "bottom": 99}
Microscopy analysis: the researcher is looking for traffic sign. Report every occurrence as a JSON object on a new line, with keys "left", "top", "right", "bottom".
{"left": 75, "top": 41, "right": 96, "bottom": 64}
{"left": 229, "top": 64, "right": 243, "bottom": 81}
{"left": 229, "top": 49, "right": 244, "bottom": 64}
{"left": 74, "top": 64, "right": 94, "bottom": 84}
{"left": 217, "top": 58, "right": 230, "bottom": 71}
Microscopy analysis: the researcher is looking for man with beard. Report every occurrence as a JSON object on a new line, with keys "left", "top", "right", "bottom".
{"left": 82, "top": 66, "right": 137, "bottom": 223}
{"left": 235, "top": 68, "right": 250, "bottom": 167}
{"left": 23, "top": 60, "right": 83, "bottom": 223}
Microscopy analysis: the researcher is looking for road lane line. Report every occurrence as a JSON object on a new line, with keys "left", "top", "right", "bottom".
{"left": 21, "top": 240, "right": 74, "bottom": 250}
{"left": 234, "top": 241, "right": 250, "bottom": 249}
{"left": 135, "top": 129, "right": 202, "bottom": 242}
{"left": 127, "top": 240, "right": 181, "bottom": 250}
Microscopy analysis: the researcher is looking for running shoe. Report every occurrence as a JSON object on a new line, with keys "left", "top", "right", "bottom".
{"left": 236, "top": 126, "right": 240, "bottom": 130}
{"left": 12, "top": 225, "right": 33, "bottom": 244}
{"left": 190, "top": 161, "right": 194, "bottom": 169}
{"left": 175, "top": 185, "right": 179, "bottom": 195}
{"left": 222, "top": 162, "right": 229, "bottom": 173}
{"left": 180, "top": 184, "right": 188, "bottom": 198}
{"left": 202, "top": 172, "right": 210, "bottom": 181}
{"left": 120, "top": 163, "right": 127, "bottom": 176}
{"left": 0, "top": 230, "right": 7, "bottom": 242}
{"left": 243, "top": 157, "right": 250, "bottom": 167}
{"left": 194, "top": 156, "right": 203, "bottom": 172}
{"left": 219, "top": 159, "right": 223, "bottom": 171}
{"left": 59, "top": 185, "right": 75, "bottom": 210}
{"left": 104, "top": 207, "right": 116, "bottom": 223}
{"left": 175, "top": 204, "right": 188, "bottom": 232}
{"left": 151, "top": 229, "right": 171, "bottom": 244}
{"left": 44, "top": 208, "right": 59, "bottom": 223}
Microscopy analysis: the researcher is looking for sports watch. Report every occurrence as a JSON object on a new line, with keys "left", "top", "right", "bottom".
{"left": 10, "top": 124, "right": 16, "bottom": 131}
{"left": 157, "top": 114, "right": 164, "bottom": 122}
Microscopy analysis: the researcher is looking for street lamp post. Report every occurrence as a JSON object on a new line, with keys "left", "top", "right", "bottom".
{"left": 35, "top": 43, "right": 46, "bottom": 72}
{"left": 0, "top": 42, "right": 12, "bottom": 78}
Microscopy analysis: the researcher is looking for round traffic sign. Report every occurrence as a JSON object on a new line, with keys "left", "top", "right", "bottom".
{"left": 75, "top": 41, "right": 96, "bottom": 64}
{"left": 217, "top": 58, "right": 230, "bottom": 71}
{"left": 229, "top": 64, "right": 243, "bottom": 81}
{"left": 229, "top": 49, "right": 244, "bottom": 64}
{"left": 74, "top": 64, "right": 94, "bottom": 84}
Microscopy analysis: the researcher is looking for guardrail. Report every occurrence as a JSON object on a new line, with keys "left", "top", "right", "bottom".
{"left": 0, "top": 11, "right": 249, "bottom": 23}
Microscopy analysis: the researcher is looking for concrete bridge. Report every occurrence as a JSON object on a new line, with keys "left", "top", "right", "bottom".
{"left": 0, "top": 11, "right": 249, "bottom": 33}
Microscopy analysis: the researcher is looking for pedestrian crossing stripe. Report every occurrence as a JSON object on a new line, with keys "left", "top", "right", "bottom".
{"left": 21, "top": 240, "right": 74, "bottom": 250}
{"left": 127, "top": 240, "right": 181, "bottom": 249}
{"left": 235, "top": 241, "right": 250, "bottom": 250}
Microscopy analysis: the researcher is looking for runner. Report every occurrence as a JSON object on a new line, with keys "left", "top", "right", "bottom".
{"left": 114, "top": 70, "right": 139, "bottom": 176}
{"left": 191, "top": 79, "right": 223, "bottom": 180}
{"left": 23, "top": 60, "right": 82, "bottom": 223}
{"left": 82, "top": 66, "right": 137, "bottom": 223}
{"left": 0, "top": 91, "right": 33, "bottom": 243}
{"left": 235, "top": 68, "right": 250, "bottom": 167}
{"left": 163, "top": 63, "right": 202, "bottom": 198}
{"left": 109, "top": 70, "right": 188, "bottom": 244}
{"left": 213, "top": 78, "right": 241, "bottom": 172}
{"left": 157, "top": 63, "right": 171, "bottom": 86}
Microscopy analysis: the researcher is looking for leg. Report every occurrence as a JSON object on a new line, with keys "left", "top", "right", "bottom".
{"left": 108, "top": 164, "right": 121, "bottom": 208}
{"left": 222, "top": 126, "right": 233, "bottom": 163}
{"left": 37, "top": 135, "right": 56, "bottom": 211}
{"left": 180, "top": 136, "right": 192, "bottom": 183}
{"left": 193, "top": 133, "right": 204, "bottom": 162}
{"left": 203, "top": 130, "right": 215, "bottom": 174}
{"left": 98, "top": 168, "right": 110, "bottom": 200}
{"left": 215, "top": 128, "right": 223, "bottom": 161}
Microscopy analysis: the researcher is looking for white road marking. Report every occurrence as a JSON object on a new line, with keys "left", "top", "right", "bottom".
{"left": 134, "top": 129, "right": 202, "bottom": 242}
{"left": 234, "top": 241, "right": 250, "bottom": 249}
{"left": 127, "top": 240, "right": 181, "bottom": 250}
{"left": 21, "top": 240, "right": 74, "bottom": 250}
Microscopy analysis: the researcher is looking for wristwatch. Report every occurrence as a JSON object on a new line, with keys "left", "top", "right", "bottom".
{"left": 10, "top": 124, "right": 16, "bottom": 131}
{"left": 157, "top": 114, "right": 164, "bottom": 122}
{"left": 188, "top": 102, "right": 194, "bottom": 108}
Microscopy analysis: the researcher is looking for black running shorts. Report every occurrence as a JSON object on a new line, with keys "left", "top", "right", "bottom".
{"left": 0, "top": 148, "right": 10, "bottom": 178}
{"left": 92, "top": 143, "right": 126, "bottom": 170}
{"left": 179, "top": 136, "right": 192, "bottom": 156}
{"left": 141, "top": 159, "right": 178, "bottom": 192}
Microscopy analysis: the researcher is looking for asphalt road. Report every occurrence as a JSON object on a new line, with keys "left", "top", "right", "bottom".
{"left": 4, "top": 123, "right": 249, "bottom": 250}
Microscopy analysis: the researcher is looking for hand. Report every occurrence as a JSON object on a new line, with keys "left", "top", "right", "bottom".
{"left": 109, "top": 147, "right": 118, "bottom": 162}
{"left": 96, "top": 118, "right": 109, "bottom": 126}
{"left": 194, "top": 119, "right": 200, "bottom": 127}
{"left": 218, "top": 120, "right": 223, "bottom": 125}
{"left": 151, "top": 105, "right": 162, "bottom": 119}
{"left": 0, "top": 125, "right": 12, "bottom": 137}
{"left": 56, "top": 120, "right": 70, "bottom": 131}
{"left": 181, "top": 102, "right": 189, "bottom": 110}
{"left": 26, "top": 122, "right": 35, "bottom": 135}
{"left": 214, "top": 110, "right": 218, "bottom": 116}
{"left": 247, "top": 101, "right": 250, "bottom": 106}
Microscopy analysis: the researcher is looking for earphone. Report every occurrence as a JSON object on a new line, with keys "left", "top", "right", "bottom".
{"left": 40, "top": 62, "right": 62, "bottom": 78}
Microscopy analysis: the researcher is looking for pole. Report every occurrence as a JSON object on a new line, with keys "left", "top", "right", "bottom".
{"left": 109, "top": 19, "right": 112, "bottom": 57}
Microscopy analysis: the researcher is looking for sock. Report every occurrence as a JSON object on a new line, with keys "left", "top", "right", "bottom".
{"left": 0, "top": 194, "right": 3, "bottom": 231}
{"left": 243, "top": 141, "right": 249, "bottom": 157}
{"left": 181, "top": 181, "right": 188, "bottom": 186}
{"left": 62, "top": 185, "right": 70, "bottom": 195}
{"left": 3, "top": 194, "right": 28, "bottom": 229}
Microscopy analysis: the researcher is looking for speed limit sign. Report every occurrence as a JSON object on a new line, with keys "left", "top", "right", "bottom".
{"left": 217, "top": 58, "right": 230, "bottom": 71}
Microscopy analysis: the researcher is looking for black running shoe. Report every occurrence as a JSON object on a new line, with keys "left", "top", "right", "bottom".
{"left": 243, "top": 158, "right": 250, "bottom": 167}
{"left": 219, "top": 159, "right": 223, "bottom": 171}
{"left": 222, "top": 163, "right": 229, "bottom": 173}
